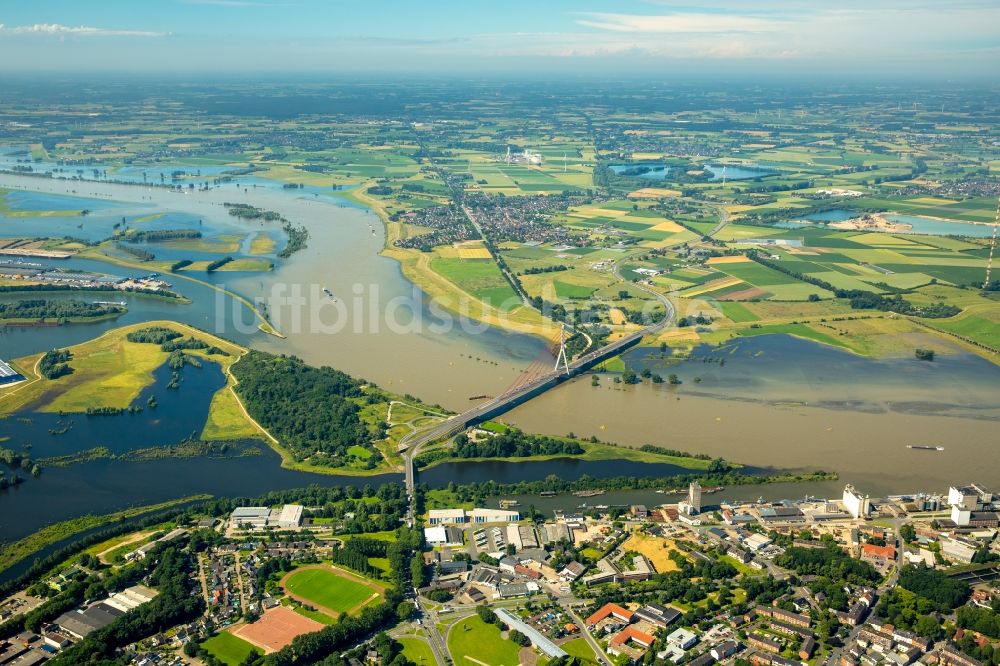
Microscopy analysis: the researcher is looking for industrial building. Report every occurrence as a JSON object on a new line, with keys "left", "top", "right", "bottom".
{"left": 53, "top": 585, "right": 158, "bottom": 641}
{"left": 229, "top": 504, "right": 304, "bottom": 530}
{"left": 948, "top": 484, "right": 998, "bottom": 527}
{"left": 843, "top": 484, "right": 872, "bottom": 519}
{"left": 230, "top": 507, "right": 272, "bottom": 529}
{"left": 276, "top": 504, "right": 304, "bottom": 529}
{"left": 427, "top": 507, "right": 519, "bottom": 525}
{"left": 423, "top": 526, "right": 464, "bottom": 546}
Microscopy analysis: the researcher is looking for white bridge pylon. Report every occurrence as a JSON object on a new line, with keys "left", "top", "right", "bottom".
{"left": 554, "top": 324, "right": 570, "bottom": 375}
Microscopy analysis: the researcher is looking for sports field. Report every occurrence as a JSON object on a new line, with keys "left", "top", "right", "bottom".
{"left": 281, "top": 565, "right": 384, "bottom": 617}
{"left": 232, "top": 606, "right": 324, "bottom": 653}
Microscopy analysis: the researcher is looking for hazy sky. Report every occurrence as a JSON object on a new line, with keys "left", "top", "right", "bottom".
{"left": 1, "top": 0, "right": 998, "bottom": 78}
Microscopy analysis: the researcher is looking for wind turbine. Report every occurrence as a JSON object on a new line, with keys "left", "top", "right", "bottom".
{"left": 721, "top": 165, "right": 728, "bottom": 187}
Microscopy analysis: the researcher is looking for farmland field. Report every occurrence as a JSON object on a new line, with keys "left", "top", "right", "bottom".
{"left": 430, "top": 256, "right": 520, "bottom": 309}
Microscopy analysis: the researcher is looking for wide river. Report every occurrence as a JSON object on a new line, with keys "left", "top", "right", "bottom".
{"left": 1, "top": 168, "right": 998, "bottom": 543}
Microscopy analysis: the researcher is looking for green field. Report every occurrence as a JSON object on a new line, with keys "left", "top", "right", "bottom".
{"left": 201, "top": 632, "right": 262, "bottom": 666}
{"left": 400, "top": 638, "right": 437, "bottom": 665}
{"left": 719, "top": 301, "right": 759, "bottom": 323}
{"left": 446, "top": 615, "right": 522, "bottom": 666}
{"left": 430, "top": 257, "right": 520, "bottom": 309}
{"left": 561, "top": 637, "right": 598, "bottom": 663}
{"left": 283, "top": 567, "right": 380, "bottom": 614}
{"left": 293, "top": 604, "right": 337, "bottom": 625}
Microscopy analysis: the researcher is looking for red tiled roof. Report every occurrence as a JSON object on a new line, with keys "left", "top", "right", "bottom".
{"left": 610, "top": 626, "right": 655, "bottom": 648}
{"left": 861, "top": 544, "right": 896, "bottom": 560}
{"left": 585, "top": 603, "right": 633, "bottom": 627}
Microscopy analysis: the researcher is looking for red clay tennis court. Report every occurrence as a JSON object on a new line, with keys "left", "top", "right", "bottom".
{"left": 232, "top": 606, "right": 324, "bottom": 653}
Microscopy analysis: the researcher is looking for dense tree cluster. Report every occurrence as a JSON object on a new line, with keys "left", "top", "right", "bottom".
{"left": 126, "top": 327, "right": 183, "bottom": 344}
{"left": 898, "top": 564, "right": 970, "bottom": 610}
{"left": 522, "top": 264, "right": 569, "bottom": 275}
{"left": 876, "top": 587, "right": 944, "bottom": 638}
{"left": 774, "top": 545, "right": 879, "bottom": 585}
{"left": 230, "top": 351, "right": 370, "bottom": 464}
{"left": 39, "top": 348, "right": 74, "bottom": 379}
{"left": 331, "top": 538, "right": 388, "bottom": 578}
{"left": 114, "top": 242, "right": 155, "bottom": 261}
{"left": 224, "top": 203, "right": 284, "bottom": 221}
{"left": 277, "top": 222, "right": 309, "bottom": 258}
{"left": 0, "top": 447, "right": 40, "bottom": 478}
{"left": 0, "top": 299, "right": 123, "bottom": 323}
{"left": 956, "top": 606, "right": 1000, "bottom": 640}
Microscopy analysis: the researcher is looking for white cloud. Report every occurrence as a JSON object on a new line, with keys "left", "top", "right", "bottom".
{"left": 576, "top": 12, "right": 785, "bottom": 34}
{"left": 0, "top": 23, "right": 168, "bottom": 37}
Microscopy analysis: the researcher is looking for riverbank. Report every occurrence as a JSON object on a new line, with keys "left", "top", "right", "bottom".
{"left": 346, "top": 183, "right": 559, "bottom": 343}
{"left": 424, "top": 470, "right": 839, "bottom": 509}
{"left": 0, "top": 311, "right": 124, "bottom": 326}
{"left": 415, "top": 437, "right": 729, "bottom": 472}
{"left": 0, "top": 494, "right": 211, "bottom": 575}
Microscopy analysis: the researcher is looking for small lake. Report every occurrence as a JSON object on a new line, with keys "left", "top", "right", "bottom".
{"left": 885, "top": 214, "right": 995, "bottom": 238}
{"left": 609, "top": 163, "right": 778, "bottom": 181}
{"left": 772, "top": 209, "right": 995, "bottom": 238}
{"left": 703, "top": 164, "right": 777, "bottom": 181}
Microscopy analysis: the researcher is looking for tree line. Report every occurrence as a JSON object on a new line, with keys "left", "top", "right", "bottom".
{"left": 0, "top": 299, "right": 124, "bottom": 323}
{"left": 450, "top": 429, "right": 584, "bottom": 460}
{"left": 115, "top": 228, "right": 202, "bottom": 243}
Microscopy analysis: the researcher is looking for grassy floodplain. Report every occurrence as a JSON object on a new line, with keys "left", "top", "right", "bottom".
{"left": 0, "top": 321, "right": 262, "bottom": 444}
